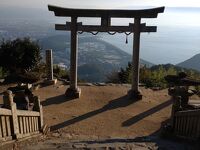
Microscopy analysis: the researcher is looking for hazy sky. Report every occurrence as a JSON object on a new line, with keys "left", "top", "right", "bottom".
{"left": 1, "top": 0, "right": 200, "bottom": 27}
{"left": 1, "top": 0, "right": 200, "bottom": 9}
{"left": 1, "top": 0, "right": 200, "bottom": 64}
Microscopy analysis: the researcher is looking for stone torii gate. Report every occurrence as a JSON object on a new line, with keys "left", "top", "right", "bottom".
{"left": 48, "top": 5, "right": 165, "bottom": 99}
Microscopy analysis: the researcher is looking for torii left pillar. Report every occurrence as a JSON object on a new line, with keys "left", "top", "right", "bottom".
{"left": 128, "top": 18, "right": 142, "bottom": 100}
{"left": 65, "top": 17, "right": 81, "bottom": 98}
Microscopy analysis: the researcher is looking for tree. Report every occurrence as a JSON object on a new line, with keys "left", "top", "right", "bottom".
{"left": 0, "top": 38, "right": 41, "bottom": 74}
{"left": 118, "top": 62, "right": 132, "bottom": 83}
{"left": 53, "top": 65, "right": 69, "bottom": 80}
{"left": 106, "top": 70, "right": 119, "bottom": 83}
{"left": 106, "top": 62, "right": 200, "bottom": 90}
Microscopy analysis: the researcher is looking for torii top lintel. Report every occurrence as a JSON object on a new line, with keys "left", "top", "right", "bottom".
{"left": 47, "top": 5, "right": 165, "bottom": 98}
{"left": 48, "top": 5, "right": 164, "bottom": 18}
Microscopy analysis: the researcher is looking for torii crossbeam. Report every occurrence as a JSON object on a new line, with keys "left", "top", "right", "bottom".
{"left": 48, "top": 5, "right": 165, "bottom": 99}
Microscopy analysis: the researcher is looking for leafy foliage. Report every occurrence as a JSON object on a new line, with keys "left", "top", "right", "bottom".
{"left": 107, "top": 63, "right": 200, "bottom": 89}
{"left": 0, "top": 38, "right": 43, "bottom": 83}
{"left": 0, "top": 38, "right": 41, "bottom": 74}
{"left": 53, "top": 65, "right": 69, "bottom": 80}
{"left": 118, "top": 62, "right": 132, "bottom": 84}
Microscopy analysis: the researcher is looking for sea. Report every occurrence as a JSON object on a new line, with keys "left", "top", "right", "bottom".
{"left": 99, "top": 25, "right": 200, "bottom": 65}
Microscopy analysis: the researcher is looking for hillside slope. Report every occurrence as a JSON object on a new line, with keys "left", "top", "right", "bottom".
{"left": 40, "top": 35, "right": 154, "bottom": 82}
{"left": 177, "top": 53, "right": 200, "bottom": 72}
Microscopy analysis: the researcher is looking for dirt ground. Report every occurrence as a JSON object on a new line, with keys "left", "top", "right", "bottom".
{"left": 31, "top": 82, "right": 172, "bottom": 139}
{"left": 1, "top": 82, "right": 200, "bottom": 149}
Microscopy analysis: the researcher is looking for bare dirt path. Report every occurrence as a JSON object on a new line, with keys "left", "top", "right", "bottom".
{"left": 33, "top": 83, "right": 171, "bottom": 139}
{"left": 1, "top": 82, "right": 199, "bottom": 149}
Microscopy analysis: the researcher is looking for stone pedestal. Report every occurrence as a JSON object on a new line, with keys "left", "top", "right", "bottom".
{"left": 128, "top": 89, "right": 142, "bottom": 100}
{"left": 65, "top": 87, "right": 81, "bottom": 98}
{"left": 44, "top": 79, "right": 58, "bottom": 86}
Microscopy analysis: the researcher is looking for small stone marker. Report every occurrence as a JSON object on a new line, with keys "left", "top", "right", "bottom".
{"left": 46, "top": 49, "right": 53, "bottom": 80}
{"left": 46, "top": 49, "right": 57, "bottom": 85}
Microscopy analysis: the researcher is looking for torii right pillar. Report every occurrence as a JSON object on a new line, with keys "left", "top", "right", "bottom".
{"left": 128, "top": 18, "right": 142, "bottom": 100}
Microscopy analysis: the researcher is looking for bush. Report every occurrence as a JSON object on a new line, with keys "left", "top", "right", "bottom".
{"left": 0, "top": 38, "right": 41, "bottom": 74}
{"left": 195, "top": 86, "right": 200, "bottom": 97}
{"left": 106, "top": 71, "right": 120, "bottom": 83}
{"left": 53, "top": 65, "right": 69, "bottom": 80}
{"left": 0, "top": 38, "right": 43, "bottom": 83}
{"left": 106, "top": 63, "right": 200, "bottom": 89}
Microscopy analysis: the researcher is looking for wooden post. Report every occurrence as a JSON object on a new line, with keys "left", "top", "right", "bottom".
{"left": 65, "top": 17, "right": 81, "bottom": 98}
{"left": 5, "top": 90, "right": 20, "bottom": 139}
{"left": 171, "top": 96, "right": 182, "bottom": 129}
{"left": 33, "top": 96, "right": 43, "bottom": 129}
{"left": 128, "top": 18, "right": 142, "bottom": 100}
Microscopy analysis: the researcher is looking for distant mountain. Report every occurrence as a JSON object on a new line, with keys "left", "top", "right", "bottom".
{"left": 177, "top": 53, "right": 200, "bottom": 72}
{"left": 40, "top": 35, "right": 154, "bottom": 82}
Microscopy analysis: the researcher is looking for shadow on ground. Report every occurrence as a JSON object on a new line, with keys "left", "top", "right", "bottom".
{"left": 41, "top": 94, "right": 74, "bottom": 106}
{"left": 51, "top": 96, "right": 173, "bottom": 131}
{"left": 122, "top": 99, "right": 173, "bottom": 127}
{"left": 51, "top": 95, "right": 134, "bottom": 131}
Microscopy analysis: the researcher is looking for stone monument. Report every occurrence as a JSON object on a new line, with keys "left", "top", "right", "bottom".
{"left": 45, "top": 49, "right": 57, "bottom": 85}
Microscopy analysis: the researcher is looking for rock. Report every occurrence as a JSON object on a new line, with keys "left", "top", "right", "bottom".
{"left": 73, "top": 143, "right": 87, "bottom": 148}
{"left": 107, "top": 83, "right": 115, "bottom": 86}
{"left": 61, "top": 133, "right": 72, "bottom": 139}
{"left": 52, "top": 117, "right": 58, "bottom": 120}
{"left": 32, "top": 84, "right": 40, "bottom": 91}
{"left": 27, "top": 83, "right": 32, "bottom": 89}
{"left": 52, "top": 132, "right": 60, "bottom": 137}
{"left": 41, "top": 124, "right": 50, "bottom": 135}
{"left": 56, "top": 85, "right": 64, "bottom": 88}
{"left": 71, "top": 115, "right": 78, "bottom": 118}
{"left": 94, "top": 83, "right": 107, "bottom": 86}
{"left": 78, "top": 83, "right": 93, "bottom": 86}
{"left": 0, "top": 79, "right": 5, "bottom": 83}
{"left": 135, "top": 143, "right": 147, "bottom": 147}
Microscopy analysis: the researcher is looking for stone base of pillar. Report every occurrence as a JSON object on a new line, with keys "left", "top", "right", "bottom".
{"left": 128, "top": 89, "right": 142, "bottom": 100}
{"left": 44, "top": 79, "right": 57, "bottom": 85}
{"left": 65, "top": 87, "right": 81, "bottom": 98}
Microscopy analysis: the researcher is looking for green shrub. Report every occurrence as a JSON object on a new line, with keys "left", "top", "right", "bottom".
{"left": 0, "top": 38, "right": 41, "bottom": 75}
{"left": 53, "top": 65, "right": 69, "bottom": 80}
{"left": 106, "top": 63, "right": 200, "bottom": 89}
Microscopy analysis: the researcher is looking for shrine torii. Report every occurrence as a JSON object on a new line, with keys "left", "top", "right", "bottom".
{"left": 48, "top": 5, "right": 165, "bottom": 99}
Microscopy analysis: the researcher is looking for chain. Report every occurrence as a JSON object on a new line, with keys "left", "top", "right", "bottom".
{"left": 77, "top": 31, "right": 132, "bottom": 44}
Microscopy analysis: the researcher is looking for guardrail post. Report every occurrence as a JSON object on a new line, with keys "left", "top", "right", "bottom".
{"left": 39, "top": 105, "right": 44, "bottom": 129}
{"left": 34, "top": 96, "right": 44, "bottom": 129}
{"left": 171, "top": 96, "right": 181, "bottom": 128}
{"left": 4, "top": 90, "right": 20, "bottom": 139}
